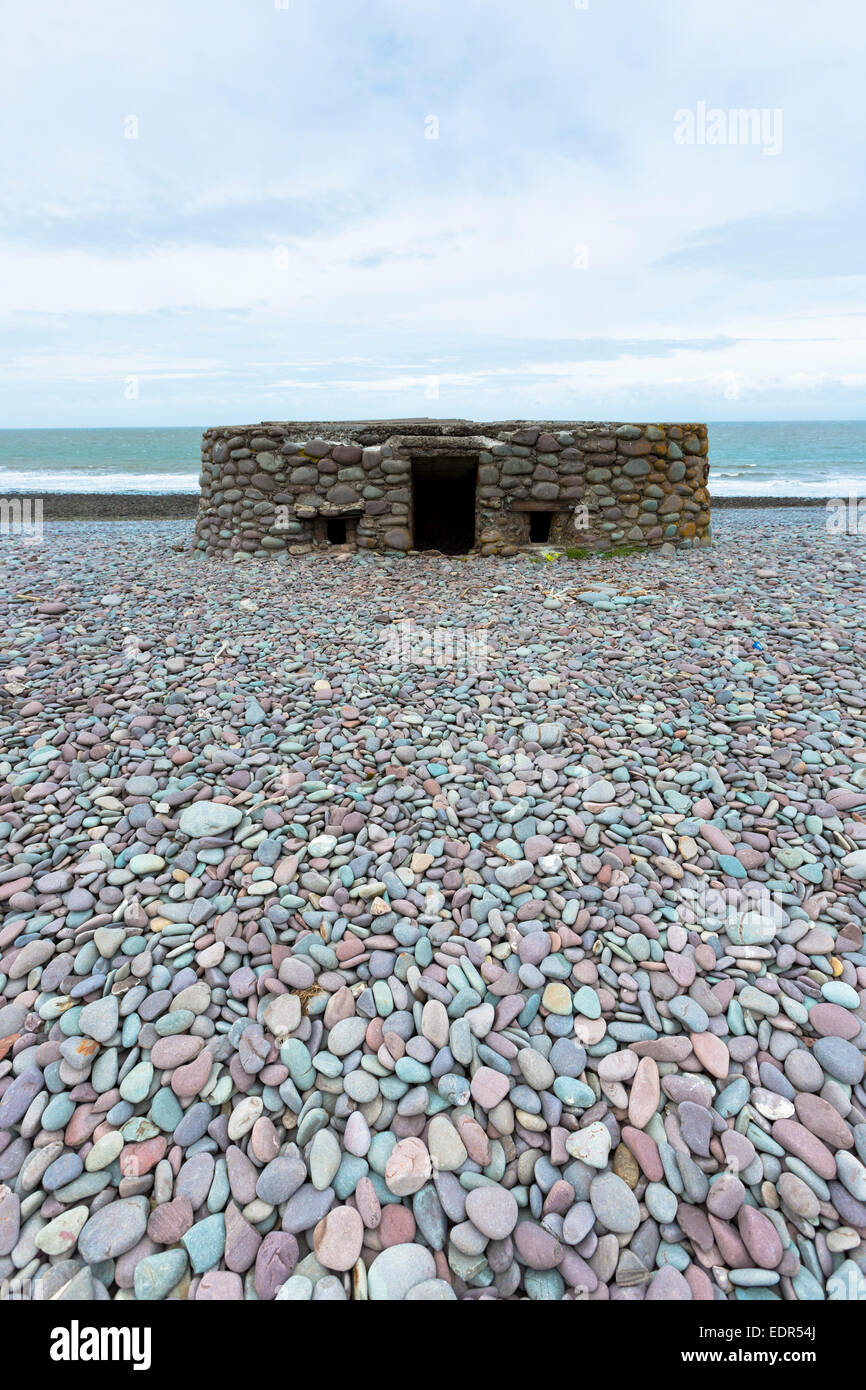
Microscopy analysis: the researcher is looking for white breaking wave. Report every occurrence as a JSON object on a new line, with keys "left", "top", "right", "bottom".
{"left": 0, "top": 470, "right": 199, "bottom": 493}
{"left": 709, "top": 471, "right": 866, "bottom": 498}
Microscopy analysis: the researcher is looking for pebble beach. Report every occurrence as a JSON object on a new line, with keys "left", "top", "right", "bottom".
{"left": 1, "top": 507, "right": 865, "bottom": 1304}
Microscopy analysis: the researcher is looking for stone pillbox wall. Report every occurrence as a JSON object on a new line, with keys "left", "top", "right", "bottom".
{"left": 194, "top": 420, "right": 710, "bottom": 559}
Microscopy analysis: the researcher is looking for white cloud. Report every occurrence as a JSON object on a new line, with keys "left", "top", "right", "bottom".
{"left": 1, "top": 0, "right": 864, "bottom": 424}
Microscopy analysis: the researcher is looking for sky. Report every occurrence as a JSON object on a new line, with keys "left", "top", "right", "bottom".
{"left": 2, "top": 0, "right": 865, "bottom": 427}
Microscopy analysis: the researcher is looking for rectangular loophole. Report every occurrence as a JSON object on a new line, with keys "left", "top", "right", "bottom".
{"left": 326, "top": 518, "right": 347, "bottom": 544}
{"left": 529, "top": 511, "right": 553, "bottom": 542}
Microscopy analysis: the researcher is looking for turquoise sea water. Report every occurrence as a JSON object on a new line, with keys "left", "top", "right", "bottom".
{"left": 0, "top": 427, "right": 202, "bottom": 493}
{"left": 0, "top": 421, "right": 863, "bottom": 496}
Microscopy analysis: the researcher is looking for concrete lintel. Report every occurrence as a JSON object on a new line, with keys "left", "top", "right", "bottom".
{"left": 391, "top": 434, "right": 499, "bottom": 454}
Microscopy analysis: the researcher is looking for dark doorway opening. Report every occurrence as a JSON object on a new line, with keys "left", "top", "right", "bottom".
{"left": 411, "top": 456, "right": 477, "bottom": 553}
{"left": 326, "top": 518, "right": 347, "bottom": 544}
{"left": 529, "top": 511, "right": 553, "bottom": 543}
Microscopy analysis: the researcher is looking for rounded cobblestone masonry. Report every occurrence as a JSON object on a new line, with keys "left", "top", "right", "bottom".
{"left": 194, "top": 420, "right": 711, "bottom": 559}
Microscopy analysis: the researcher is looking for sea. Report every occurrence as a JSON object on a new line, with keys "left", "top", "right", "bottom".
{"left": 0, "top": 421, "right": 864, "bottom": 498}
